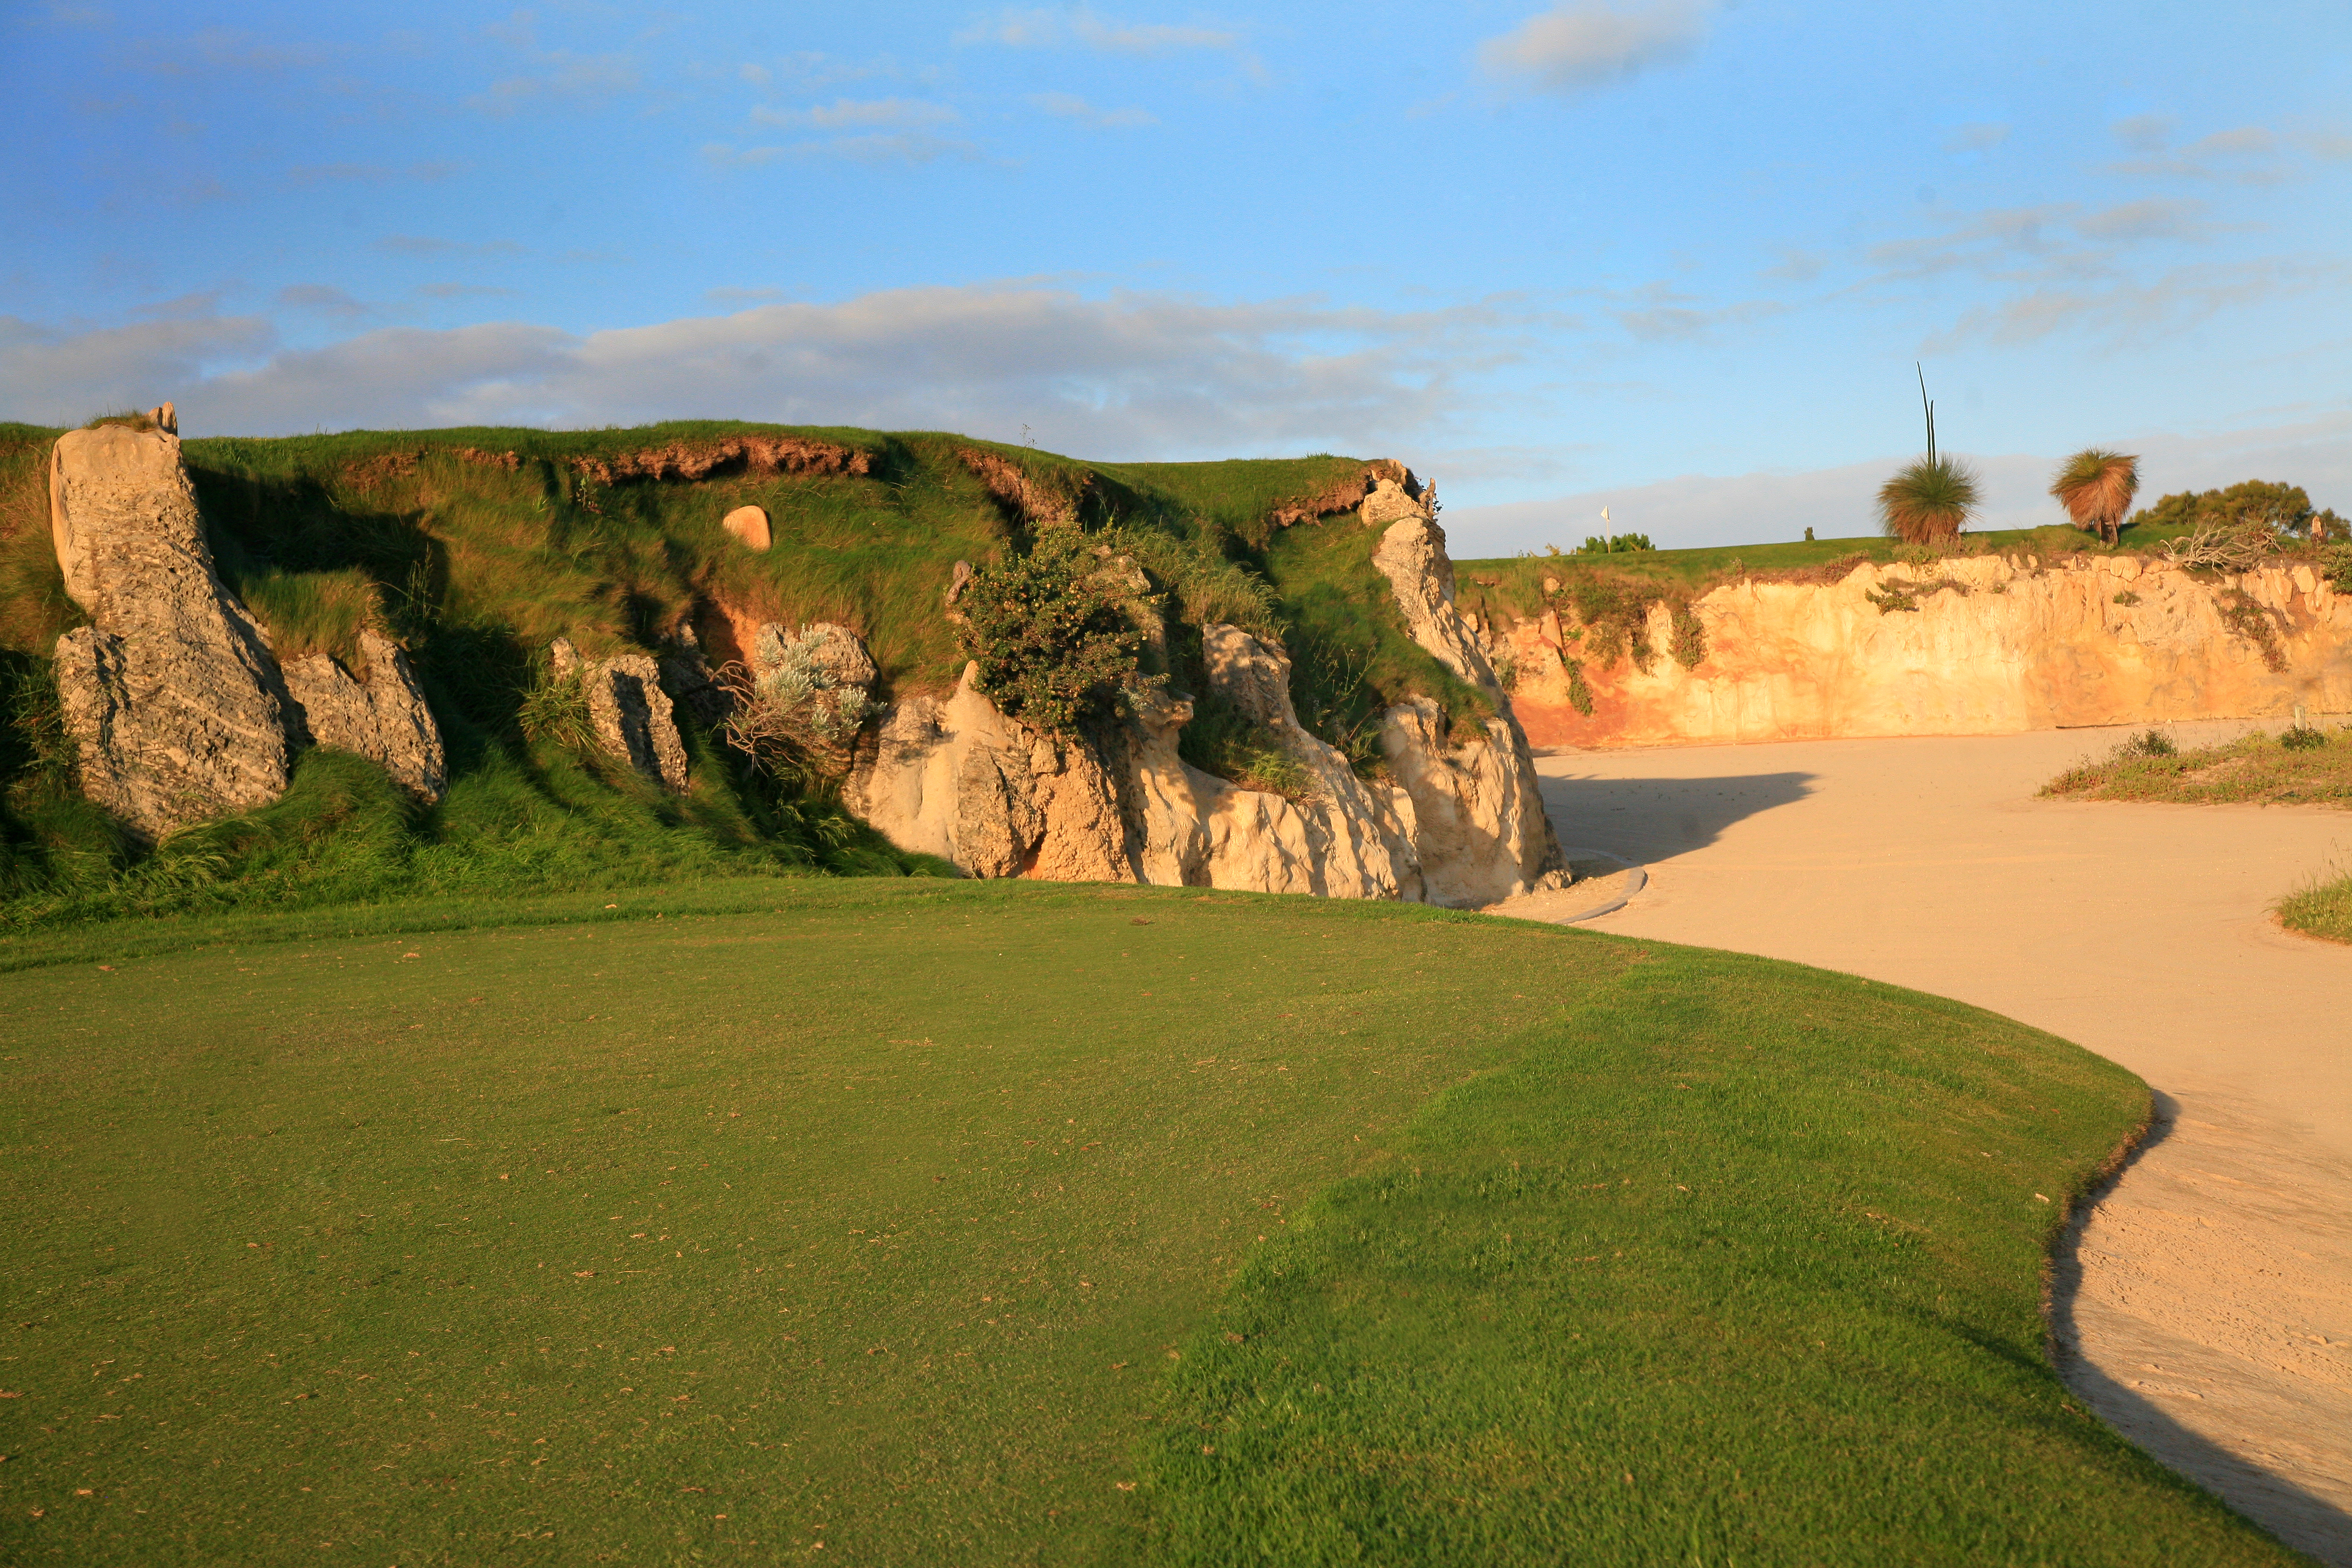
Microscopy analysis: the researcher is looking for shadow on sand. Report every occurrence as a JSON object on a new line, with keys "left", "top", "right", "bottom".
{"left": 2049, "top": 1091, "right": 2352, "bottom": 1564}
{"left": 1536, "top": 771, "right": 1815, "bottom": 864}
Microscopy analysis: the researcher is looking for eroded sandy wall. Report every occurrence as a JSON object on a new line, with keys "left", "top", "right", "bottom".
{"left": 1496, "top": 553, "right": 2352, "bottom": 748}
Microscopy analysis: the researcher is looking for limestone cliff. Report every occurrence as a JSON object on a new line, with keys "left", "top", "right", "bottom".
{"left": 1495, "top": 552, "right": 2352, "bottom": 748}
{"left": 46, "top": 423, "right": 449, "bottom": 841}
{"left": 846, "top": 483, "right": 1566, "bottom": 905}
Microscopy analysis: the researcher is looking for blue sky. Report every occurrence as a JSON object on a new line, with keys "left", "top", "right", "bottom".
{"left": 5, "top": 1, "right": 2348, "bottom": 553}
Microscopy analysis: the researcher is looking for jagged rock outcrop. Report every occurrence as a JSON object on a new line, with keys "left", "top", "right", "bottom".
{"left": 1370, "top": 510, "right": 1568, "bottom": 905}
{"left": 1497, "top": 552, "right": 2352, "bottom": 747}
{"left": 277, "top": 630, "right": 447, "bottom": 801}
{"left": 49, "top": 424, "right": 295, "bottom": 841}
{"left": 552, "top": 638, "right": 688, "bottom": 792}
{"left": 846, "top": 479, "right": 1565, "bottom": 905}
{"left": 46, "top": 423, "right": 453, "bottom": 839}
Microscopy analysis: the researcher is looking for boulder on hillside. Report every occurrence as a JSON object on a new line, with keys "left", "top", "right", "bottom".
{"left": 48, "top": 423, "right": 293, "bottom": 841}
{"left": 721, "top": 505, "right": 771, "bottom": 551}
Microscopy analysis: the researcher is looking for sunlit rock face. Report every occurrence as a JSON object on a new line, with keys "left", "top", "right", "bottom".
{"left": 1494, "top": 554, "right": 2352, "bottom": 748}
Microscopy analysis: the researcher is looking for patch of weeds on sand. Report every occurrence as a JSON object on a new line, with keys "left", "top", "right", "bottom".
{"left": 2043, "top": 724, "right": 2352, "bottom": 806}
{"left": 2279, "top": 862, "right": 2352, "bottom": 944}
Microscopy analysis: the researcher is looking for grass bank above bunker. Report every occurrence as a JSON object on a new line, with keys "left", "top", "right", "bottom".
{"left": 0, "top": 881, "right": 2305, "bottom": 1566}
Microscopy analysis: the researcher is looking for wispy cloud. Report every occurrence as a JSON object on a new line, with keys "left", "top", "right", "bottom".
{"left": 1028, "top": 92, "right": 1156, "bottom": 129}
{"left": 703, "top": 132, "right": 981, "bottom": 168}
{"left": 1919, "top": 257, "right": 2351, "bottom": 352}
{"left": 373, "top": 235, "right": 526, "bottom": 258}
{"left": 1477, "top": 2, "right": 1708, "bottom": 95}
{"left": 137, "top": 26, "right": 332, "bottom": 75}
{"left": 2105, "top": 120, "right": 2287, "bottom": 184}
{"left": 1942, "top": 122, "right": 2009, "bottom": 154}
{"left": 469, "top": 50, "right": 641, "bottom": 116}
{"left": 750, "top": 97, "right": 958, "bottom": 130}
{"left": 275, "top": 284, "right": 370, "bottom": 321}
{"left": 957, "top": 6, "right": 1242, "bottom": 54}
{"left": 286, "top": 160, "right": 466, "bottom": 186}
{"left": 416, "top": 283, "right": 521, "bottom": 301}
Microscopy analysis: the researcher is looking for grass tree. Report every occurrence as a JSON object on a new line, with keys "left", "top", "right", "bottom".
{"left": 1878, "top": 455, "right": 1980, "bottom": 545}
{"left": 2051, "top": 448, "right": 2140, "bottom": 545}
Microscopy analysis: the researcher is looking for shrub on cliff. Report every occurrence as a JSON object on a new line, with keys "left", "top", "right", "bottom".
{"left": 1878, "top": 455, "right": 1979, "bottom": 544}
{"left": 957, "top": 533, "right": 1158, "bottom": 734}
{"left": 2050, "top": 449, "right": 2139, "bottom": 545}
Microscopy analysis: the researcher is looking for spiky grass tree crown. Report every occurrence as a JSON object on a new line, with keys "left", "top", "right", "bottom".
{"left": 1878, "top": 454, "right": 1980, "bottom": 544}
{"left": 2050, "top": 449, "right": 2140, "bottom": 543}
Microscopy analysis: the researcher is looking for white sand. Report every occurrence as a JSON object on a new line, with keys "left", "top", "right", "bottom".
{"left": 1521, "top": 723, "right": 2352, "bottom": 1564}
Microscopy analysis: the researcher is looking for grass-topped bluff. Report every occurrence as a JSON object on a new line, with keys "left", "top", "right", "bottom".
{"left": 0, "top": 418, "right": 1564, "bottom": 929}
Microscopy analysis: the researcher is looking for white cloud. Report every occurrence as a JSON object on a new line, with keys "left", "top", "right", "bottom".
{"left": 0, "top": 314, "right": 275, "bottom": 426}
{"left": 1028, "top": 92, "right": 1156, "bottom": 128}
{"left": 0, "top": 286, "right": 1521, "bottom": 456}
{"left": 1478, "top": 2, "right": 1707, "bottom": 95}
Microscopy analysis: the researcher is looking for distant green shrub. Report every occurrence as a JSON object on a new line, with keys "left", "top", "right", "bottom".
{"left": 2281, "top": 724, "right": 2328, "bottom": 752}
{"left": 1576, "top": 533, "right": 1653, "bottom": 555}
{"left": 2118, "top": 728, "right": 2176, "bottom": 760}
{"left": 2128, "top": 479, "right": 2344, "bottom": 540}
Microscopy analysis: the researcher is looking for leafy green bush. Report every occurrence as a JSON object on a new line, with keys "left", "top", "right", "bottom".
{"left": 2118, "top": 727, "right": 2176, "bottom": 759}
{"left": 1575, "top": 532, "right": 1653, "bottom": 555}
{"left": 2281, "top": 724, "right": 2328, "bottom": 752}
{"left": 957, "top": 533, "right": 1158, "bottom": 733}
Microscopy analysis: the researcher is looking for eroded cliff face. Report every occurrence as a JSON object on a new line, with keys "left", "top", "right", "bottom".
{"left": 47, "top": 424, "right": 449, "bottom": 842}
{"left": 845, "top": 484, "right": 1566, "bottom": 906}
{"left": 1496, "top": 552, "right": 2352, "bottom": 748}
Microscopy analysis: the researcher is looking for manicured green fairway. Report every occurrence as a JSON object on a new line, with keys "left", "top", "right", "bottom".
{"left": 0, "top": 881, "right": 2305, "bottom": 1565}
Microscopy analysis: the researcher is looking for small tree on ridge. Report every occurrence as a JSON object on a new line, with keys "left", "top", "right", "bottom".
{"left": 2051, "top": 449, "right": 2140, "bottom": 546}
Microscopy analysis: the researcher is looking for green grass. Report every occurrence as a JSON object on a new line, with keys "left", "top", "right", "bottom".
{"left": 0, "top": 880, "right": 2301, "bottom": 1565}
{"left": 2278, "top": 866, "right": 2352, "bottom": 944}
